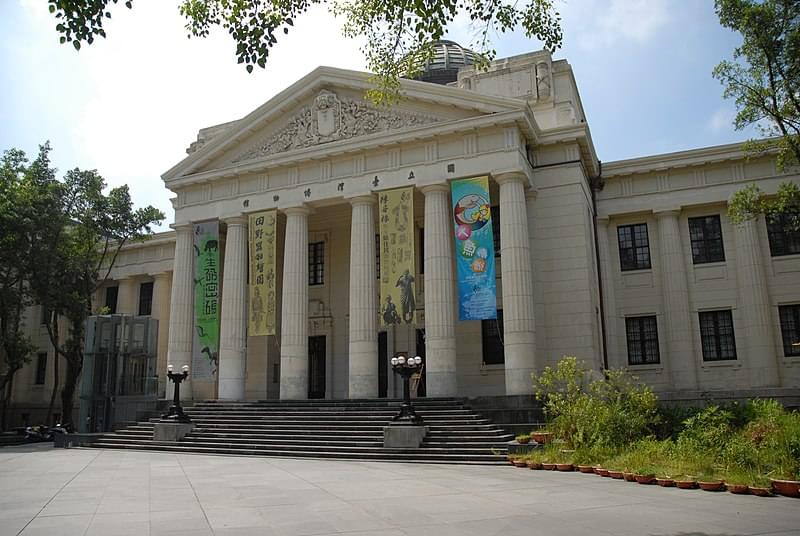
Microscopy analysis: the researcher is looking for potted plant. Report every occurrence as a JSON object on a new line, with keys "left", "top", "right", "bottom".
{"left": 634, "top": 466, "right": 656, "bottom": 485}
{"left": 624, "top": 472, "right": 637, "bottom": 482}
{"left": 532, "top": 431, "right": 552, "bottom": 444}
{"left": 515, "top": 433, "right": 531, "bottom": 445}
{"left": 656, "top": 476, "right": 675, "bottom": 487}
{"left": 676, "top": 475, "right": 698, "bottom": 489}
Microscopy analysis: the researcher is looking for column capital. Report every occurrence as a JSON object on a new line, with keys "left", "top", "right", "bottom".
{"left": 493, "top": 171, "right": 528, "bottom": 186}
{"left": 596, "top": 216, "right": 611, "bottom": 226}
{"left": 170, "top": 222, "right": 194, "bottom": 233}
{"left": 653, "top": 208, "right": 681, "bottom": 219}
{"left": 525, "top": 189, "right": 539, "bottom": 200}
{"left": 224, "top": 215, "right": 248, "bottom": 226}
{"left": 419, "top": 183, "right": 450, "bottom": 195}
{"left": 347, "top": 194, "right": 377, "bottom": 207}
{"left": 149, "top": 271, "right": 172, "bottom": 280}
{"left": 282, "top": 206, "right": 313, "bottom": 217}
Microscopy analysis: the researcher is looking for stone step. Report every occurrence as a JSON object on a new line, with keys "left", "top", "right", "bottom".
{"left": 89, "top": 442, "right": 508, "bottom": 464}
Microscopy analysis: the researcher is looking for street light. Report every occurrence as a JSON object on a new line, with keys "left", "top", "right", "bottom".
{"left": 162, "top": 364, "right": 191, "bottom": 423}
{"left": 390, "top": 355, "right": 425, "bottom": 425}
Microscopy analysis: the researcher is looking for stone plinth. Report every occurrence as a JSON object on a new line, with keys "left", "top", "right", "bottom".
{"left": 383, "top": 425, "right": 429, "bottom": 448}
{"left": 153, "top": 422, "right": 194, "bottom": 442}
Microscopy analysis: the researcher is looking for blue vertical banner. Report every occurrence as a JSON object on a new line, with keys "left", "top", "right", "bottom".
{"left": 450, "top": 176, "right": 497, "bottom": 320}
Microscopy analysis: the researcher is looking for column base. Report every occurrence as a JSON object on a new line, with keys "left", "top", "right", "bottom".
{"left": 383, "top": 424, "right": 429, "bottom": 448}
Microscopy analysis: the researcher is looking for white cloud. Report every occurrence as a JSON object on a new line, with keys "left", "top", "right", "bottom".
{"left": 561, "top": 0, "right": 671, "bottom": 49}
{"left": 707, "top": 107, "right": 736, "bottom": 133}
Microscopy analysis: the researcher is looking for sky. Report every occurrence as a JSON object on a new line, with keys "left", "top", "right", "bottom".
{"left": 0, "top": 1, "right": 756, "bottom": 230}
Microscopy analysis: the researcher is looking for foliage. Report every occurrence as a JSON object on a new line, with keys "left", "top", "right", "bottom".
{"left": 3, "top": 142, "right": 164, "bottom": 425}
{"left": 48, "top": 0, "right": 562, "bottom": 104}
{"left": 532, "top": 356, "right": 659, "bottom": 451}
{"left": 713, "top": 0, "right": 800, "bottom": 228}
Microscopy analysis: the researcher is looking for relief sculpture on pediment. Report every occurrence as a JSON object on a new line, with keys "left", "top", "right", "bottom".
{"left": 232, "top": 90, "right": 439, "bottom": 163}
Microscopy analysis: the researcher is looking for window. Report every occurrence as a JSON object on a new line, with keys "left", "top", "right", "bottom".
{"left": 617, "top": 223, "right": 651, "bottom": 271}
{"left": 40, "top": 305, "right": 50, "bottom": 325}
{"left": 481, "top": 310, "right": 504, "bottom": 365}
{"left": 138, "top": 282, "right": 154, "bottom": 316}
{"left": 766, "top": 214, "right": 800, "bottom": 256}
{"left": 105, "top": 286, "right": 118, "bottom": 314}
{"left": 308, "top": 241, "right": 325, "bottom": 285}
{"left": 779, "top": 305, "right": 800, "bottom": 357}
{"left": 699, "top": 310, "right": 737, "bottom": 361}
{"left": 689, "top": 215, "right": 725, "bottom": 264}
{"left": 35, "top": 353, "right": 47, "bottom": 385}
{"left": 491, "top": 205, "right": 501, "bottom": 257}
{"left": 625, "top": 316, "right": 660, "bottom": 365}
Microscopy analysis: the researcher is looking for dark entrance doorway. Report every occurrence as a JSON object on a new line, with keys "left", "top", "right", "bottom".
{"left": 415, "top": 329, "right": 427, "bottom": 397}
{"left": 378, "top": 332, "right": 388, "bottom": 398}
{"left": 308, "top": 335, "right": 326, "bottom": 399}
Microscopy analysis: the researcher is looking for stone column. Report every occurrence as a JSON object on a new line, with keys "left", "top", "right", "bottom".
{"left": 655, "top": 209, "right": 697, "bottom": 389}
{"left": 150, "top": 271, "right": 172, "bottom": 398}
{"left": 280, "top": 207, "right": 310, "bottom": 400}
{"left": 421, "top": 184, "right": 458, "bottom": 397}
{"left": 733, "top": 217, "right": 779, "bottom": 386}
{"left": 495, "top": 173, "right": 537, "bottom": 395}
{"left": 596, "top": 218, "right": 620, "bottom": 367}
{"left": 116, "top": 277, "right": 138, "bottom": 315}
{"left": 348, "top": 196, "right": 378, "bottom": 399}
{"left": 218, "top": 217, "right": 249, "bottom": 400}
{"left": 167, "top": 224, "right": 195, "bottom": 400}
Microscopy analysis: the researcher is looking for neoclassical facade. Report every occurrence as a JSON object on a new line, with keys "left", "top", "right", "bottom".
{"left": 7, "top": 45, "right": 800, "bottom": 419}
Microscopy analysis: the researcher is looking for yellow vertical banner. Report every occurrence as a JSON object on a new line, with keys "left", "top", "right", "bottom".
{"left": 379, "top": 187, "right": 416, "bottom": 326}
{"left": 249, "top": 210, "right": 277, "bottom": 336}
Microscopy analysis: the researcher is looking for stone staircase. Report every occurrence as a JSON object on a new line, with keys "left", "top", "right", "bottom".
{"left": 87, "top": 398, "right": 514, "bottom": 464}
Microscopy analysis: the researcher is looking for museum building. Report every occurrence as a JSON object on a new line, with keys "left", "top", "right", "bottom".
{"left": 9, "top": 43, "right": 800, "bottom": 421}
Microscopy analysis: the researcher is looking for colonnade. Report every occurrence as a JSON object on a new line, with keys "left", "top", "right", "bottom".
{"left": 165, "top": 173, "right": 538, "bottom": 400}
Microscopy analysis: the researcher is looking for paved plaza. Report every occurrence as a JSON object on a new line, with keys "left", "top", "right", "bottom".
{"left": 0, "top": 444, "right": 798, "bottom": 536}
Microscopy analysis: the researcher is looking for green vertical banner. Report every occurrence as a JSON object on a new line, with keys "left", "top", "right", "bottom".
{"left": 193, "top": 221, "right": 220, "bottom": 378}
{"left": 451, "top": 176, "right": 497, "bottom": 320}
{"left": 379, "top": 187, "right": 416, "bottom": 326}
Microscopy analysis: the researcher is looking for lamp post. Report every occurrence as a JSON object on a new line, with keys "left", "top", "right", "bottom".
{"left": 390, "top": 355, "right": 425, "bottom": 425}
{"left": 162, "top": 364, "right": 191, "bottom": 423}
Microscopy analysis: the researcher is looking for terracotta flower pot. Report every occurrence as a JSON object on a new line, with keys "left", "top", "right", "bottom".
{"left": 608, "top": 470, "right": 624, "bottom": 479}
{"left": 623, "top": 472, "right": 637, "bottom": 482}
{"left": 531, "top": 432, "right": 552, "bottom": 444}
{"left": 698, "top": 481, "right": 725, "bottom": 492}
{"left": 656, "top": 478, "right": 675, "bottom": 487}
{"left": 527, "top": 461, "right": 543, "bottom": 470}
{"left": 516, "top": 437, "right": 530, "bottom": 444}
{"left": 770, "top": 479, "right": 800, "bottom": 498}
{"left": 513, "top": 460, "right": 528, "bottom": 468}
{"left": 577, "top": 465, "right": 595, "bottom": 473}
{"left": 749, "top": 486, "right": 774, "bottom": 497}
{"left": 676, "top": 480, "right": 698, "bottom": 489}
{"left": 635, "top": 474, "right": 656, "bottom": 485}
{"left": 542, "top": 462, "right": 556, "bottom": 471}
{"left": 597, "top": 468, "right": 610, "bottom": 477}
{"left": 556, "top": 463, "right": 574, "bottom": 472}
{"left": 727, "top": 484, "right": 749, "bottom": 494}
{"left": 593, "top": 466, "right": 606, "bottom": 475}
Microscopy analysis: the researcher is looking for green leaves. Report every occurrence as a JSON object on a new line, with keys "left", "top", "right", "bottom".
{"left": 49, "top": 1, "right": 133, "bottom": 48}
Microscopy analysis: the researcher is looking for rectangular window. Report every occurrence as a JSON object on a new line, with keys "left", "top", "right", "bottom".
{"left": 689, "top": 215, "right": 725, "bottom": 264}
{"left": 779, "top": 304, "right": 800, "bottom": 357}
{"left": 138, "top": 282, "right": 154, "bottom": 316}
{"left": 40, "top": 305, "right": 50, "bottom": 325}
{"left": 481, "top": 310, "right": 505, "bottom": 365}
{"left": 766, "top": 214, "right": 800, "bottom": 256}
{"left": 699, "top": 310, "right": 737, "bottom": 361}
{"left": 491, "top": 205, "right": 501, "bottom": 257}
{"left": 35, "top": 352, "right": 47, "bottom": 385}
{"left": 308, "top": 241, "right": 325, "bottom": 286}
{"left": 617, "top": 223, "right": 651, "bottom": 271}
{"left": 625, "top": 316, "right": 660, "bottom": 365}
{"left": 105, "top": 286, "right": 118, "bottom": 314}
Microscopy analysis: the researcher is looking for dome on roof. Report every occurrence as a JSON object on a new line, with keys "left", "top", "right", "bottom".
{"left": 414, "top": 40, "right": 477, "bottom": 85}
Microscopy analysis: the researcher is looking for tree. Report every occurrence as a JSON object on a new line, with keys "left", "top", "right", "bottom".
{"left": 713, "top": 0, "right": 800, "bottom": 228}
{"left": 47, "top": 0, "right": 562, "bottom": 103}
{"left": 2, "top": 142, "right": 165, "bottom": 426}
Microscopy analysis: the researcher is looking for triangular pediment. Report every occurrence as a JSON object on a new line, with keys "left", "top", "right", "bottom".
{"left": 163, "top": 67, "right": 526, "bottom": 182}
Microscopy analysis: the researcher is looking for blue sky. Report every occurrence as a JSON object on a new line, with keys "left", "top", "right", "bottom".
{"left": 1, "top": 1, "right": 754, "bottom": 228}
